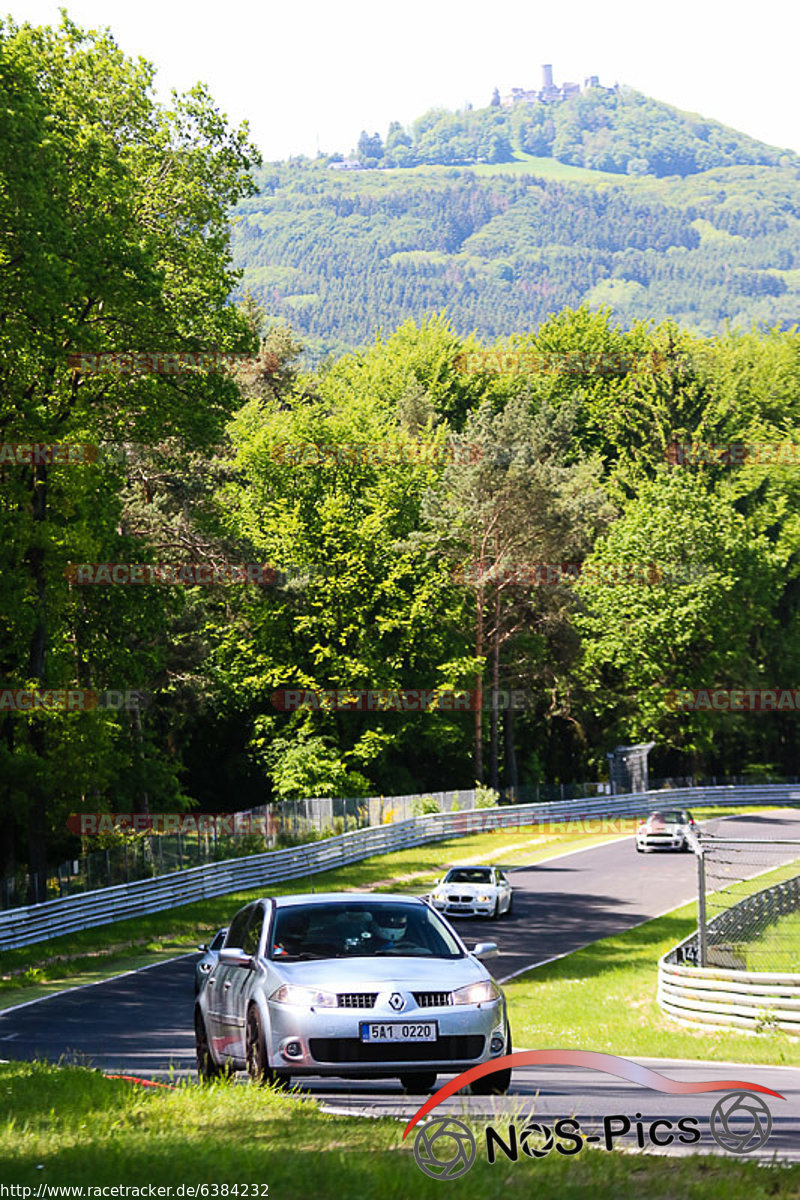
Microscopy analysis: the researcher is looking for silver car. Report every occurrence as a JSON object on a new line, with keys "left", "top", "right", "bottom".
{"left": 194, "top": 927, "right": 228, "bottom": 996}
{"left": 194, "top": 893, "right": 512, "bottom": 1094}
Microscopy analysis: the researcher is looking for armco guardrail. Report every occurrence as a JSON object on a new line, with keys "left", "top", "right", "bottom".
{"left": 3, "top": 783, "right": 799, "bottom": 951}
{"left": 659, "top": 873, "right": 800, "bottom": 1033}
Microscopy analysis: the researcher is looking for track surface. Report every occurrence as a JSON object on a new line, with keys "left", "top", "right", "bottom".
{"left": 2, "top": 811, "right": 798, "bottom": 1161}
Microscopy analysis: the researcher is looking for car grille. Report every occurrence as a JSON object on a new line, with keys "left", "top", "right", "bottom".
{"left": 447, "top": 894, "right": 474, "bottom": 903}
{"left": 413, "top": 991, "right": 453, "bottom": 1007}
{"left": 337, "top": 992, "right": 378, "bottom": 1009}
{"left": 309, "top": 1036, "right": 484, "bottom": 1063}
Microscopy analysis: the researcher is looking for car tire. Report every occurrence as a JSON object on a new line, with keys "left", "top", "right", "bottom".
{"left": 470, "top": 1026, "right": 512, "bottom": 1095}
{"left": 398, "top": 1071, "right": 438, "bottom": 1093}
{"left": 246, "top": 1005, "right": 286, "bottom": 1088}
{"left": 505, "top": 894, "right": 513, "bottom": 917}
{"left": 195, "top": 1009, "right": 227, "bottom": 1083}
{"left": 636, "top": 844, "right": 644, "bottom": 853}
{"left": 489, "top": 898, "right": 499, "bottom": 920}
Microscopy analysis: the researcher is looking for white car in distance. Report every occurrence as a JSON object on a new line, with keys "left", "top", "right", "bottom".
{"left": 635, "top": 809, "right": 696, "bottom": 853}
{"left": 430, "top": 865, "right": 513, "bottom": 919}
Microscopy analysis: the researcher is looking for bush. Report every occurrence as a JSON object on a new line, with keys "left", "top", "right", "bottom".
{"left": 411, "top": 795, "right": 441, "bottom": 815}
{"left": 474, "top": 784, "right": 500, "bottom": 809}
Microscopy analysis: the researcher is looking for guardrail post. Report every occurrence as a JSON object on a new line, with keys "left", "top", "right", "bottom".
{"left": 697, "top": 848, "right": 708, "bottom": 968}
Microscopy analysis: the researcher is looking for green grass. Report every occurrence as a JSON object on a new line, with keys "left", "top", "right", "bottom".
{"left": 506, "top": 893, "right": 800, "bottom": 1067}
{"left": 469, "top": 151, "right": 627, "bottom": 183}
{"left": 379, "top": 154, "right": 629, "bottom": 184}
{"left": 737, "top": 908, "right": 800, "bottom": 973}
{"left": 1, "top": 1061, "right": 798, "bottom": 1194}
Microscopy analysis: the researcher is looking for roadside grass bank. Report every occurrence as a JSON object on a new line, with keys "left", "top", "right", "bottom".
{"left": 0, "top": 805, "right": 775, "bottom": 1011}
{"left": 506, "top": 894, "right": 800, "bottom": 1067}
{"left": 1, "top": 1061, "right": 797, "bottom": 1195}
{"left": 737, "top": 906, "right": 800, "bottom": 973}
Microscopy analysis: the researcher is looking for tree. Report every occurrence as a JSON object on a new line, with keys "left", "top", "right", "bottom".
{"left": 0, "top": 14, "right": 259, "bottom": 895}
{"left": 490, "top": 87, "right": 501, "bottom": 108}
{"left": 422, "top": 397, "right": 613, "bottom": 784}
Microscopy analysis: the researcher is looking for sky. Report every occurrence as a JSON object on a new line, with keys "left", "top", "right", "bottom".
{"left": 6, "top": 0, "right": 800, "bottom": 161}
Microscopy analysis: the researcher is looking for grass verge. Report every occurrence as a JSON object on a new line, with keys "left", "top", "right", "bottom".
{"left": 1, "top": 1061, "right": 798, "bottom": 1195}
{"left": 505, "top": 893, "right": 800, "bottom": 1066}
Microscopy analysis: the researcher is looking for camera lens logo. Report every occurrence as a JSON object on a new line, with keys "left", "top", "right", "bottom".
{"left": 710, "top": 1091, "right": 772, "bottom": 1154}
{"left": 520, "top": 1121, "right": 554, "bottom": 1158}
{"left": 413, "top": 1116, "right": 476, "bottom": 1179}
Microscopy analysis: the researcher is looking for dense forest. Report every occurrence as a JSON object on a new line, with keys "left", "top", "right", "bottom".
{"left": 2, "top": 17, "right": 800, "bottom": 895}
{"left": 233, "top": 162, "right": 800, "bottom": 358}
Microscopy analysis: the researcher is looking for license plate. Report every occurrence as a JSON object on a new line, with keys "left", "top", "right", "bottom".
{"left": 360, "top": 1021, "right": 438, "bottom": 1043}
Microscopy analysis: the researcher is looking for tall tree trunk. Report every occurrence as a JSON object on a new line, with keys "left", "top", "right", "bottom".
{"left": 474, "top": 581, "right": 484, "bottom": 784}
{"left": 504, "top": 703, "right": 518, "bottom": 800}
{"left": 25, "top": 461, "right": 48, "bottom": 902}
{"left": 490, "top": 589, "right": 500, "bottom": 791}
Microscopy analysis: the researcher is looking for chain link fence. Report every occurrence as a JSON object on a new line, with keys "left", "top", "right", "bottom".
{"left": 4, "top": 773, "right": 798, "bottom": 911}
{"left": 694, "top": 831, "right": 800, "bottom": 971}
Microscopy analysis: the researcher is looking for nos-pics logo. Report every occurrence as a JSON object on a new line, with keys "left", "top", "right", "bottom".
{"left": 406, "top": 1051, "right": 781, "bottom": 1178}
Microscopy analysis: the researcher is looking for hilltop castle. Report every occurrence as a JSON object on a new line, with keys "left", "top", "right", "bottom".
{"left": 501, "top": 64, "right": 614, "bottom": 107}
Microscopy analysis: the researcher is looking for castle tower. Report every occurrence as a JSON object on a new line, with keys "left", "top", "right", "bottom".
{"left": 542, "top": 63, "right": 554, "bottom": 89}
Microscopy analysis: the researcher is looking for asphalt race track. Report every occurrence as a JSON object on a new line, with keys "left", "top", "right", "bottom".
{"left": 2, "top": 811, "right": 799, "bottom": 1161}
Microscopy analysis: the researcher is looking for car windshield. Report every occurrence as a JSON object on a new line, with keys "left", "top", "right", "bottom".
{"left": 444, "top": 868, "right": 492, "bottom": 883}
{"left": 269, "top": 901, "right": 463, "bottom": 960}
{"left": 210, "top": 929, "right": 227, "bottom": 950}
{"left": 649, "top": 811, "right": 683, "bottom": 823}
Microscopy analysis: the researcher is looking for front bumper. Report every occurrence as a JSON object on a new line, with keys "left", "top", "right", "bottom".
{"left": 430, "top": 896, "right": 495, "bottom": 917}
{"left": 636, "top": 833, "right": 684, "bottom": 850}
{"left": 266, "top": 998, "right": 506, "bottom": 1076}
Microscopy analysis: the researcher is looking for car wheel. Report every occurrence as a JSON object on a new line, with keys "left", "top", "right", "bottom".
{"left": 398, "top": 1071, "right": 438, "bottom": 1093}
{"left": 636, "top": 844, "right": 644, "bottom": 853}
{"left": 246, "top": 1005, "right": 282, "bottom": 1087}
{"left": 470, "top": 1026, "right": 512, "bottom": 1095}
{"left": 195, "top": 1009, "right": 226, "bottom": 1083}
{"left": 505, "top": 893, "right": 513, "bottom": 917}
{"left": 489, "top": 898, "right": 499, "bottom": 920}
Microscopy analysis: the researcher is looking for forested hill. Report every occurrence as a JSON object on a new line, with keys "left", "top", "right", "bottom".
{"left": 339, "top": 87, "right": 795, "bottom": 177}
{"left": 231, "top": 91, "right": 800, "bottom": 359}
{"left": 232, "top": 162, "right": 800, "bottom": 358}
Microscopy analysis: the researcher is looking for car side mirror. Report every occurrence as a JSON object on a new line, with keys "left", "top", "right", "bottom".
{"left": 472, "top": 941, "right": 498, "bottom": 960}
{"left": 197, "top": 943, "right": 208, "bottom": 953}
{"left": 218, "top": 947, "right": 254, "bottom": 969}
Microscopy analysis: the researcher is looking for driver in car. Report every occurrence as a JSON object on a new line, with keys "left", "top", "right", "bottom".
{"left": 366, "top": 910, "right": 411, "bottom": 951}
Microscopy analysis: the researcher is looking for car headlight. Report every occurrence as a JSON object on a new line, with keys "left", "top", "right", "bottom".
{"left": 452, "top": 980, "right": 501, "bottom": 1005}
{"left": 270, "top": 984, "right": 337, "bottom": 1008}
{"left": 476, "top": 893, "right": 492, "bottom": 902}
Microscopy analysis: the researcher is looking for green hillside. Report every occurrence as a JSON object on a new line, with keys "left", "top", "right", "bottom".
{"left": 232, "top": 156, "right": 800, "bottom": 357}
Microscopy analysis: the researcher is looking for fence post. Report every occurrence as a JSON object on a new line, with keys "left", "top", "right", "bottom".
{"left": 697, "top": 849, "right": 708, "bottom": 968}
